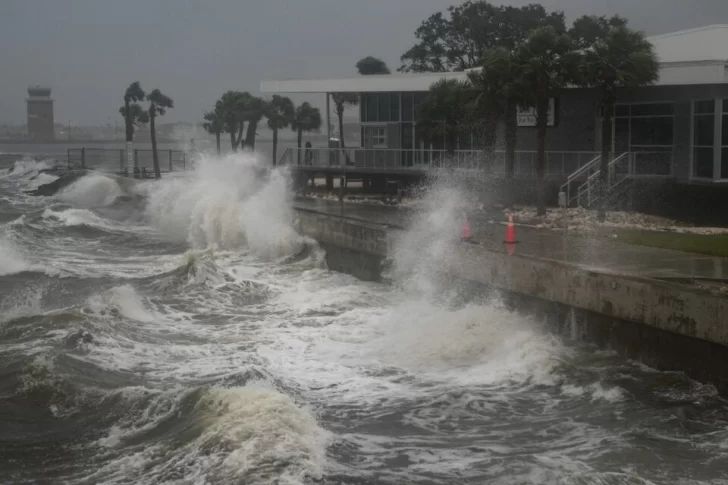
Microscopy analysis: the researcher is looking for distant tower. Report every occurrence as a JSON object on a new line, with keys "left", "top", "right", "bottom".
{"left": 26, "top": 86, "right": 55, "bottom": 141}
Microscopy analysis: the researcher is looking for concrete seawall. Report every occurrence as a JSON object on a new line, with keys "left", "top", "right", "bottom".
{"left": 294, "top": 207, "right": 728, "bottom": 392}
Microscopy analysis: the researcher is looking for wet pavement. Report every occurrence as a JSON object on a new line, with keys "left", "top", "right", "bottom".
{"left": 293, "top": 197, "right": 728, "bottom": 282}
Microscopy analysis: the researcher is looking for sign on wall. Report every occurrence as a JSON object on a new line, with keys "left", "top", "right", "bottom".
{"left": 517, "top": 98, "right": 556, "bottom": 127}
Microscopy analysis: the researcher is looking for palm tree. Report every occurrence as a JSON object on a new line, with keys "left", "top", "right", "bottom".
{"left": 330, "top": 93, "right": 359, "bottom": 150}
{"left": 291, "top": 102, "right": 322, "bottom": 164}
{"left": 356, "top": 56, "right": 391, "bottom": 75}
{"left": 146, "top": 89, "right": 174, "bottom": 179}
{"left": 513, "top": 27, "right": 577, "bottom": 215}
{"left": 265, "top": 95, "right": 295, "bottom": 165}
{"left": 203, "top": 108, "right": 224, "bottom": 156}
{"left": 576, "top": 25, "right": 659, "bottom": 220}
{"left": 469, "top": 48, "right": 525, "bottom": 179}
{"left": 241, "top": 95, "right": 267, "bottom": 150}
{"left": 217, "top": 91, "right": 249, "bottom": 151}
{"left": 416, "top": 78, "right": 470, "bottom": 154}
{"left": 120, "top": 82, "right": 148, "bottom": 176}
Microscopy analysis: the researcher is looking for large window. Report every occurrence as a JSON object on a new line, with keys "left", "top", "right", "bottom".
{"left": 363, "top": 126, "right": 387, "bottom": 148}
{"left": 615, "top": 102, "right": 674, "bottom": 175}
{"left": 691, "top": 99, "right": 728, "bottom": 180}
{"left": 693, "top": 100, "right": 715, "bottom": 178}
{"left": 361, "top": 93, "right": 400, "bottom": 122}
{"left": 723, "top": 100, "right": 728, "bottom": 179}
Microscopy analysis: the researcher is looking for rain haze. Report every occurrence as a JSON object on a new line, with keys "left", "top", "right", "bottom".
{"left": 1, "top": 0, "right": 728, "bottom": 124}
{"left": 4, "top": 1, "right": 728, "bottom": 484}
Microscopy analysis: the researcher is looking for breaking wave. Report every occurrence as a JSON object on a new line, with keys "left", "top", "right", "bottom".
{"left": 145, "top": 152, "right": 312, "bottom": 259}
{"left": 56, "top": 173, "right": 125, "bottom": 208}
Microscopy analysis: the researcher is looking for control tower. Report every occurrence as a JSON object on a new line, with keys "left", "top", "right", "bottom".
{"left": 26, "top": 86, "right": 55, "bottom": 141}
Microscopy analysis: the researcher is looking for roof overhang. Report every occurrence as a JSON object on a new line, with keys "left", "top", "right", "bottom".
{"left": 260, "top": 71, "right": 470, "bottom": 94}
{"left": 657, "top": 60, "right": 727, "bottom": 85}
{"left": 261, "top": 62, "right": 727, "bottom": 94}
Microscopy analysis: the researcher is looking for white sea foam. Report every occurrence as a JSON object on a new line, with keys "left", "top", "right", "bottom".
{"left": 56, "top": 173, "right": 124, "bottom": 208}
{"left": 90, "top": 384, "right": 329, "bottom": 485}
{"left": 87, "top": 285, "right": 158, "bottom": 324}
{"left": 145, "top": 152, "right": 310, "bottom": 259}
{"left": 2, "top": 159, "right": 53, "bottom": 178}
{"left": 0, "top": 236, "right": 46, "bottom": 276}
{"left": 41, "top": 207, "right": 114, "bottom": 229}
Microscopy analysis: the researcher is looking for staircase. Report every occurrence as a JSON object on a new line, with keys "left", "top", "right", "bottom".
{"left": 560, "top": 152, "right": 632, "bottom": 208}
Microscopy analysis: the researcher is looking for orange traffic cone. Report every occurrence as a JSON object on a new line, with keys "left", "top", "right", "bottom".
{"left": 504, "top": 212, "right": 518, "bottom": 244}
{"left": 461, "top": 217, "right": 472, "bottom": 242}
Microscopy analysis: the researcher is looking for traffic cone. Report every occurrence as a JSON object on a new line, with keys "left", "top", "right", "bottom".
{"left": 504, "top": 212, "right": 518, "bottom": 244}
{"left": 461, "top": 217, "right": 472, "bottom": 242}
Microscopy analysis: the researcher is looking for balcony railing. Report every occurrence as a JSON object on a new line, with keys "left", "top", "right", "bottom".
{"left": 67, "top": 147, "right": 187, "bottom": 176}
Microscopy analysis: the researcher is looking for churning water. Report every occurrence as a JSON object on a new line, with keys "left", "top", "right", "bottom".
{"left": 1, "top": 153, "right": 728, "bottom": 485}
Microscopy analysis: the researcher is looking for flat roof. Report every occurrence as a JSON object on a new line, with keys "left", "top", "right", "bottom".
{"left": 261, "top": 25, "right": 728, "bottom": 94}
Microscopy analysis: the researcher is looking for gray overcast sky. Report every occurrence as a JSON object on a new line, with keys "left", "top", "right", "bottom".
{"left": 1, "top": 0, "right": 727, "bottom": 125}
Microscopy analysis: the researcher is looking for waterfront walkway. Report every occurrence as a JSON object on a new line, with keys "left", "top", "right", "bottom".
{"left": 293, "top": 197, "right": 728, "bottom": 282}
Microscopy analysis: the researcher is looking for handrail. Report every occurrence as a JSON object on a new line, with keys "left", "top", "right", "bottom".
{"left": 560, "top": 154, "right": 601, "bottom": 206}
{"left": 573, "top": 152, "right": 630, "bottom": 207}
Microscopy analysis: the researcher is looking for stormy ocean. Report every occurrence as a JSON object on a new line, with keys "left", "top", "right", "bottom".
{"left": 1, "top": 152, "right": 728, "bottom": 485}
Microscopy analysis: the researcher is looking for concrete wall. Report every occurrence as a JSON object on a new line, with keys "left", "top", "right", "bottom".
{"left": 294, "top": 207, "right": 728, "bottom": 391}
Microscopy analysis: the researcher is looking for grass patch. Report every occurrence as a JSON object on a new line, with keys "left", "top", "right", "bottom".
{"left": 604, "top": 229, "right": 728, "bottom": 257}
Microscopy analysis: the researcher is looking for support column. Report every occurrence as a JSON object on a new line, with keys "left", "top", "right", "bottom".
{"left": 715, "top": 98, "right": 723, "bottom": 181}
{"left": 326, "top": 92, "right": 331, "bottom": 167}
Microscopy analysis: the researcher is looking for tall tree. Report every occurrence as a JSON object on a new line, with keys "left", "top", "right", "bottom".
{"left": 513, "top": 27, "right": 577, "bottom": 215}
{"left": 356, "top": 56, "right": 391, "bottom": 75}
{"left": 241, "top": 95, "right": 267, "bottom": 150}
{"left": 417, "top": 78, "right": 471, "bottom": 154}
{"left": 120, "top": 82, "right": 148, "bottom": 176}
{"left": 217, "top": 91, "right": 249, "bottom": 151}
{"left": 146, "top": 89, "right": 174, "bottom": 179}
{"left": 330, "top": 93, "right": 359, "bottom": 150}
{"left": 203, "top": 108, "right": 224, "bottom": 156}
{"left": 569, "top": 14, "right": 628, "bottom": 49}
{"left": 574, "top": 23, "right": 659, "bottom": 220}
{"left": 291, "top": 102, "right": 322, "bottom": 163}
{"left": 399, "top": 1, "right": 565, "bottom": 72}
{"left": 265, "top": 95, "right": 295, "bottom": 166}
{"left": 468, "top": 48, "right": 526, "bottom": 179}
{"left": 121, "top": 82, "right": 146, "bottom": 143}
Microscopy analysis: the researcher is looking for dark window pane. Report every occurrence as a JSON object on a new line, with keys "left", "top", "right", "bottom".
{"left": 378, "top": 93, "right": 390, "bottom": 122}
{"left": 390, "top": 93, "right": 400, "bottom": 122}
{"left": 402, "top": 94, "right": 413, "bottom": 122}
{"left": 694, "top": 100, "right": 715, "bottom": 115}
{"left": 631, "top": 103, "right": 674, "bottom": 116}
{"left": 413, "top": 93, "right": 426, "bottom": 121}
{"left": 634, "top": 152, "right": 672, "bottom": 175}
{"left": 615, "top": 105, "right": 629, "bottom": 117}
{"left": 366, "top": 94, "right": 377, "bottom": 123}
{"left": 722, "top": 148, "right": 728, "bottom": 178}
{"left": 723, "top": 114, "right": 728, "bottom": 145}
{"left": 724, "top": 99, "right": 728, "bottom": 114}
{"left": 631, "top": 117, "right": 673, "bottom": 146}
{"left": 694, "top": 114, "right": 715, "bottom": 146}
{"left": 693, "top": 147, "right": 714, "bottom": 178}
{"left": 615, "top": 118, "right": 630, "bottom": 152}
{"left": 360, "top": 96, "right": 366, "bottom": 122}
{"left": 402, "top": 123, "right": 413, "bottom": 149}
{"left": 458, "top": 132, "right": 472, "bottom": 150}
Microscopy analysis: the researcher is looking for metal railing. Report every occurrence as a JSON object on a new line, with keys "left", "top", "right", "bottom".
{"left": 279, "top": 147, "right": 600, "bottom": 177}
{"left": 67, "top": 147, "right": 187, "bottom": 176}
{"left": 574, "top": 152, "right": 628, "bottom": 207}
{"left": 568, "top": 151, "right": 673, "bottom": 208}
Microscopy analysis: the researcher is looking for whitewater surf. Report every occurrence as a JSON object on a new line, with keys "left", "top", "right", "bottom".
{"left": 1, "top": 152, "right": 728, "bottom": 484}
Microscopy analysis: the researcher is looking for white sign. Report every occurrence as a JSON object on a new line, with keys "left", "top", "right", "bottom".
{"left": 517, "top": 98, "right": 556, "bottom": 127}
